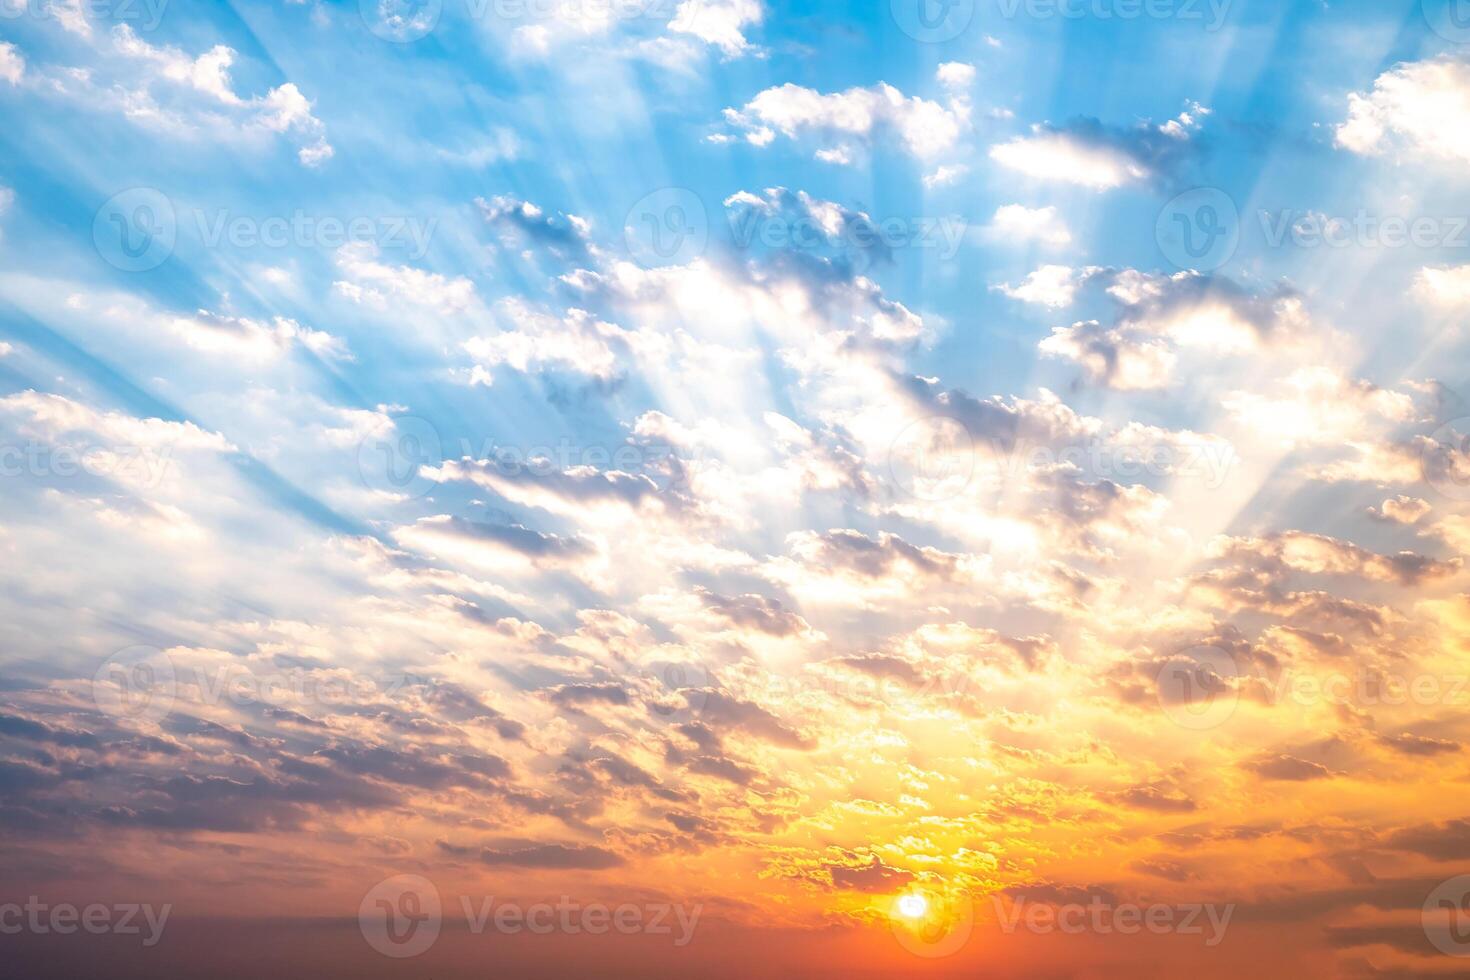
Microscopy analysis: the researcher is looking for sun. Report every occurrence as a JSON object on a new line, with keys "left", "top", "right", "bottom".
{"left": 896, "top": 893, "right": 929, "bottom": 920}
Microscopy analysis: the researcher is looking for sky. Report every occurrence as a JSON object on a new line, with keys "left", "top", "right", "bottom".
{"left": 2, "top": 0, "right": 1470, "bottom": 976}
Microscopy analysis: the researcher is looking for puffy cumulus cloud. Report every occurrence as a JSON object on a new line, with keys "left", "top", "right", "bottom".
{"left": 1414, "top": 263, "right": 1470, "bottom": 311}
{"left": 721, "top": 80, "right": 970, "bottom": 161}
{"left": 1039, "top": 319, "right": 1177, "bottom": 390}
{"left": 1157, "top": 100, "right": 1210, "bottom": 139}
{"left": 333, "top": 242, "right": 476, "bottom": 313}
{"left": 990, "top": 111, "right": 1204, "bottom": 190}
{"left": 0, "top": 41, "right": 22, "bottom": 85}
{"left": 994, "top": 264, "right": 1097, "bottom": 307}
{"left": 73, "top": 25, "right": 333, "bottom": 165}
{"left": 477, "top": 195, "right": 593, "bottom": 262}
{"left": 1222, "top": 367, "right": 1416, "bottom": 449}
{"left": 987, "top": 204, "right": 1072, "bottom": 247}
{"left": 1208, "top": 530, "right": 1460, "bottom": 587}
{"left": 762, "top": 529, "right": 986, "bottom": 607}
{"left": 1368, "top": 495, "right": 1431, "bottom": 524}
{"left": 935, "top": 61, "right": 975, "bottom": 91}
{"left": 462, "top": 301, "right": 639, "bottom": 385}
{"left": 723, "top": 186, "right": 921, "bottom": 271}
{"left": 668, "top": 0, "right": 763, "bottom": 57}
{"left": 1336, "top": 55, "right": 1470, "bottom": 164}
{"left": 1015, "top": 268, "right": 1315, "bottom": 390}
{"left": 564, "top": 251, "right": 927, "bottom": 348}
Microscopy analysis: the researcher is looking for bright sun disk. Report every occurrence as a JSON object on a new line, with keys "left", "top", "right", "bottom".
{"left": 897, "top": 893, "right": 928, "bottom": 919}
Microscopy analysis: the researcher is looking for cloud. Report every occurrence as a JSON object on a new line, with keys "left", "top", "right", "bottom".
{"left": 393, "top": 515, "right": 596, "bottom": 573}
{"left": 936, "top": 61, "right": 975, "bottom": 91}
{"left": 333, "top": 243, "right": 475, "bottom": 313}
{"left": 1336, "top": 56, "right": 1470, "bottom": 164}
{"left": 1210, "top": 530, "right": 1460, "bottom": 586}
{"left": 166, "top": 311, "right": 350, "bottom": 363}
{"left": 1039, "top": 319, "right": 1177, "bottom": 390}
{"left": 723, "top": 81, "right": 969, "bottom": 160}
{"left": 922, "top": 163, "right": 968, "bottom": 188}
{"left": 995, "top": 264, "right": 1095, "bottom": 308}
{"left": 990, "top": 113, "right": 1204, "bottom": 189}
{"left": 108, "top": 26, "right": 331, "bottom": 165}
{"left": 668, "top": 0, "right": 763, "bottom": 57}
{"left": 1382, "top": 819, "right": 1470, "bottom": 859}
{"left": 989, "top": 204, "right": 1072, "bottom": 247}
{"left": 477, "top": 842, "right": 625, "bottom": 869}
{"left": 0, "top": 42, "right": 22, "bottom": 85}
{"left": 477, "top": 195, "right": 592, "bottom": 262}
{"left": 1414, "top": 264, "right": 1470, "bottom": 311}
{"left": 1367, "top": 496, "right": 1430, "bottom": 524}
{"left": 1245, "top": 755, "right": 1336, "bottom": 781}
{"left": 826, "top": 854, "right": 915, "bottom": 892}
{"left": 463, "top": 301, "right": 631, "bottom": 384}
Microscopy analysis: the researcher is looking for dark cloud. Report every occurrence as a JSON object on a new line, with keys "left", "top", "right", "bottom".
{"left": 696, "top": 587, "right": 811, "bottom": 637}
{"left": 1245, "top": 755, "right": 1337, "bottom": 781}
{"left": 825, "top": 855, "right": 914, "bottom": 893}
{"left": 478, "top": 842, "right": 624, "bottom": 869}
{"left": 1381, "top": 819, "right": 1470, "bottom": 860}
{"left": 698, "top": 691, "right": 813, "bottom": 749}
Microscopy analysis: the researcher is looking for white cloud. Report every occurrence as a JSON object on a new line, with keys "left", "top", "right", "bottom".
{"left": 1336, "top": 56, "right": 1470, "bottom": 164}
{"left": 1222, "top": 367, "right": 1415, "bottom": 450}
{"left": 989, "top": 204, "right": 1072, "bottom": 246}
{"left": 668, "top": 0, "right": 763, "bottom": 57}
{"left": 1158, "top": 100, "right": 1210, "bottom": 139}
{"left": 1369, "top": 495, "right": 1430, "bottom": 524}
{"left": 333, "top": 243, "right": 476, "bottom": 314}
{"left": 0, "top": 41, "right": 23, "bottom": 85}
{"left": 724, "top": 81, "right": 968, "bottom": 160}
{"left": 995, "top": 264, "right": 1090, "bottom": 307}
{"left": 1414, "top": 264, "right": 1470, "bottom": 311}
{"left": 990, "top": 130, "right": 1149, "bottom": 189}
{"left": 167, "top": 310, "right": 351, "bottom": 363}
{"left": 1039, "top": 320, "right": 1177, "bottom": 390}
{"left": 922, "top": 164, "right": 968, "bottom": 188}
{"left": 463, "top": 301, "right": 637, "bottom": 384}
{"left": 57, "top": 25, "right": 336, "bottom": 166}
{"left": 936, "top": 61, "right": 975, "bottom": 91}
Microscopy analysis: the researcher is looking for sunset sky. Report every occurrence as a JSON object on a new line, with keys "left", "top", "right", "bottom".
{"left": 3, "top": 0, "right": 1470, "bottom": 976}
